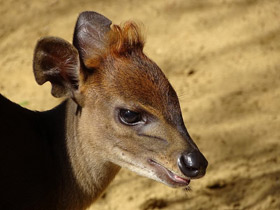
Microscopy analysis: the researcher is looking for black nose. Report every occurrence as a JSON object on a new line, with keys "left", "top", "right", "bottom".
{"left": 178, "top": 151, "right": 208, "bottom": 178}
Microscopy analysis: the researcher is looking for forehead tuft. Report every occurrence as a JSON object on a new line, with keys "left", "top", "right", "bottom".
{"left": 84, "top": 21, "right": 144, "bottom": 69}
{"left": 108, "top": 21, "right": 144, "bottom": 55}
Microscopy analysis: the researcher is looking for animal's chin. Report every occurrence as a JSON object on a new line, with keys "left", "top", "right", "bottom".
{"left": 148, "top": 159, "right": 190, "bottom": 188}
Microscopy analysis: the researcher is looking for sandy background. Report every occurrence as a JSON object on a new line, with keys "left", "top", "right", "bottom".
{"left": 1, "top": 0, "right": 280, "bottom": 209}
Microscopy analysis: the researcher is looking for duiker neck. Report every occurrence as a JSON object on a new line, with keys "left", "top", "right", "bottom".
{"left": 39, "top": 99, "right": 119, "bottom": 209}
{"left": 39, "top": 100, "right": 88, "bottom": 209}
{"left": 55, "top": 99, "right": 120, "bottom": 208}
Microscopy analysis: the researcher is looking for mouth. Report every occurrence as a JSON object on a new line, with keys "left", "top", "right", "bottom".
{"left": 148, "top": 159, "right": 190, "bottom": 187}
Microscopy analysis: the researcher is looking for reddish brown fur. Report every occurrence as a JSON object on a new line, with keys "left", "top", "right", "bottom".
{"left": 109, "top": 22, "right": 144, "bottom": 54}
{"left": 85, "top": 21, "right": 144, "bottom": 67}
{"left": 84, "top": 22, "right": 181, "bottom": 124}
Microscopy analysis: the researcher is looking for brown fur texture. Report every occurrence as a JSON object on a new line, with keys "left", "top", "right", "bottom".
{"left": 84, "top": 21, "right": 182, "bottom": 124}
{"left": 109, "top": 22, "right": 144, "bottom": 54}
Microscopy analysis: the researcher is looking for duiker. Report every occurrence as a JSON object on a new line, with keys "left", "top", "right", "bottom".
{"left": 0, "top": 11, "right": 207, "bottom": 210}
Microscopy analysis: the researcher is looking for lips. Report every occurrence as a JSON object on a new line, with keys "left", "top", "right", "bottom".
{"left": 148, "top": 159, "right": 190, "bottom": 187}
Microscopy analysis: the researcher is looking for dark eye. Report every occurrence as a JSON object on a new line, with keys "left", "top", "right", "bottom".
{"left": 119, "top": 109, "right": 142, "bottom": 125}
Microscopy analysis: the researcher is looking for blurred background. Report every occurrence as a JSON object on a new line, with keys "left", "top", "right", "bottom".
{"left": 1, "top": 0, "right": 279, "bottom": 209}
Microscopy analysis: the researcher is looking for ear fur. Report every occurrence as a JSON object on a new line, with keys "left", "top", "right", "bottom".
{"left": 73, "top": 11, "right": 112, "bottom": 68}
{"left": 33, "top": 36, "right": 80, "bottom": 98}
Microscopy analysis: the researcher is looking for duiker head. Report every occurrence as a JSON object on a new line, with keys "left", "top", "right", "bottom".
{"left": 33, "top": 11, "right": 207, "bottom": 188}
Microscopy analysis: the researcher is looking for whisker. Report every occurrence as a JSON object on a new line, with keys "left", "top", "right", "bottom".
{"left": 178, "top": 92, "right": 193, "bottom": 102}
{"left": 183, "top": 185, "right": 192, "bottom": 192}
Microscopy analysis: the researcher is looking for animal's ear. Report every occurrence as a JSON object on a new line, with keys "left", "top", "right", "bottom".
{"left": 33, "top": 37, "right": 80, "bottom": 98}
{"left": 73, "top": 11, "right": 112, "bottom": 68}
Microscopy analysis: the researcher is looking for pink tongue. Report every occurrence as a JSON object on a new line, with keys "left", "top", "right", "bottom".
{"left": 174, "top": 175, "right": 190, "bottom": 184}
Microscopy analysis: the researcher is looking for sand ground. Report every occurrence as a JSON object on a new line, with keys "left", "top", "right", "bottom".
{"left": 0, "top": 0, "right": 280, "bottom": 209}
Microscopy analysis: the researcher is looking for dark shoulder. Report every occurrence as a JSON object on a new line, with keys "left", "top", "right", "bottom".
{"left": 0, "top": 94, "right": 35, "bottom": 118}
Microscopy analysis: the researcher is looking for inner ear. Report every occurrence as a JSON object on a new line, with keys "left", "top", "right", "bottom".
{"left": 33, "top": 36, "right": 80, "bottom": 98}
{"left": 73, "top": 11, "right": 112, "bottom": 69}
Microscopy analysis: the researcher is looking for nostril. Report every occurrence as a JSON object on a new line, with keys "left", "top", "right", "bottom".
{"left": 186, "top": 166, "right": 199, "bottom": 172}
{"left": 178, "top": 154, "right": 199, "bottom": 178}
{"left": 178, "top": 151, "right": 208, "bottom": 178}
